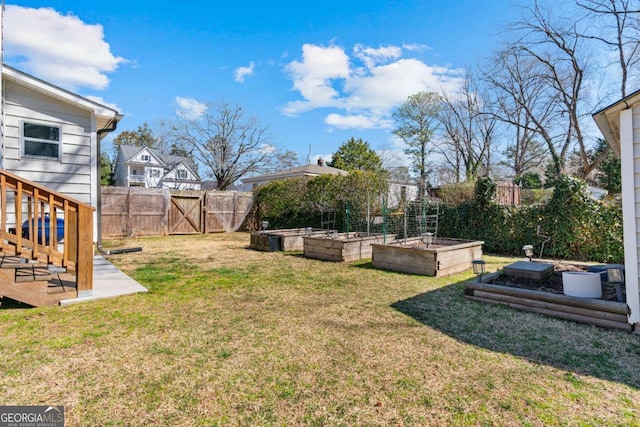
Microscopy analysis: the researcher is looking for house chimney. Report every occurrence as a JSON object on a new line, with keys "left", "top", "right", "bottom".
{"left": 317, "top": 158, "right": 325, "bottom": 166}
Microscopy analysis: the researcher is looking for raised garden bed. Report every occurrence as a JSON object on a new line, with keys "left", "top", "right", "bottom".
{"left": 303, "top": 232, "right": 394, "bottom": 262}
{"left": 249, "top": 232, "right": 280, "bottom": 252}
{"left": 371, "top": 237, "right": 484, "bottom": 277}
{"left": 464, "top": 266, "right": 631, "bottom": 331}
{"left": 249, "top": 228, "right": 329, "bottom": 252}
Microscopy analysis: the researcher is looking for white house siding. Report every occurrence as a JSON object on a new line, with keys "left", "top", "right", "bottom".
{"left": 3, "top": 80, "right": 93, "bottom": 204}
{"left": 621, "top": 108, "right": 640, "bottom": 325}
{"left": 132, "top": 148, "right": 163, "bottom": 166}
{"left": 162, "top": 181, "right": 202, "bottom": 191}
{"left": 1, "top": 79, "right": 103, "bottom": 244}
{"left": 161, "top": 164, "right": 201, "bottom": 190}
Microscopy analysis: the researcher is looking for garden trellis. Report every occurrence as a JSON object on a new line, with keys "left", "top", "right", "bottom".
{"left": 327, "top": 197, "right": 441, "bottom": 242}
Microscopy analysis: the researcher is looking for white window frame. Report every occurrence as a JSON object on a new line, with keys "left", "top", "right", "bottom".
{"left": 21, "top": 121, "right": 62, "bottom": 161}
{"left": 141, "top": 154, "right": 150, "bottom": 162}
{"left": 151, "top": 169, "right": 161, "bottom": 178}
{"left": 177, "top": 169, "right": 188, "bottom": 179}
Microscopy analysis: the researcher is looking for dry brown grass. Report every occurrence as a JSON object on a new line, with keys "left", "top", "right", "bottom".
{"left": 1, "top": 232, "right": 639, "bottom": 426}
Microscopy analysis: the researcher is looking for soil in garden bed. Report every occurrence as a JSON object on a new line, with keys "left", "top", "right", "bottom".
{"left": 492, "top": 261, "right": 620, "bottom": 302}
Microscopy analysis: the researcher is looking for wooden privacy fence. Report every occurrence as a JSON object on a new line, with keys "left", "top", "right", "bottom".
{"left": 101, "top": 187, "right": 255, "bottom": 238}
{"left": 428, "top": 182, "right": 521, "bottom": 206}
{"left": 496, "top": 182, "right": 521, "bottom": 206}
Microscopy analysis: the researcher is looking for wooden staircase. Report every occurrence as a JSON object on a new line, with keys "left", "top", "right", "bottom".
{"left": 0, "top": 170, "right": 95, "bottom": 307}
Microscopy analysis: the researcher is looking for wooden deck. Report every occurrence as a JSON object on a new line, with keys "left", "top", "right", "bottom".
{"left": 0, "top": 262, "right": 77, "bottom": 307}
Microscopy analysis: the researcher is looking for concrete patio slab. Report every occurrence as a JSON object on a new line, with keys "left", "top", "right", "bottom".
{"left": 59, "top": 255, "right": 148, "bottom": 306}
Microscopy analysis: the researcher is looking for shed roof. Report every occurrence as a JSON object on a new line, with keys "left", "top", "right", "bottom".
{"left": 242, "top": 163, "right": 348, "bottom": 183}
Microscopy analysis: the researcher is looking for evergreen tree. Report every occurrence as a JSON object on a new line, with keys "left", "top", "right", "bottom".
{"left": 112, "top": 122, "right": 158, "bottom": 157}
{"left": 590, "top": 138, "right": 621, "bottom": 194}
{"left": 329, "top": 137, "right": 383, "bottom": 173}
{"left": 100, "top": 151, "right": 114, "bottom": 186}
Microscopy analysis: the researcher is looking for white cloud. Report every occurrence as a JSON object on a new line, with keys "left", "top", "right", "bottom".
{"left": 85, "top": 95, "right": 120, "bottom": 112}
{"left": 353, "top": 44, "right": 402, "bottom": 69}
{"left": 175, "top": 97, "right": 208, "bottom": 120}
{"left": 402, "top": 43, "right": 431, "bottom": 52}
{"left": 259, "top": 144, "right": 277, "bottom": 154}
{"left": 344, "top": 59, "right": 463, "bottom": 113}
{"left": 324, "top": 113, "right": 392, "bottom": 130}
{"left": 282, "top": 42, "right": 464, "bottom": 130}
{"left": 3, "top": 5, "right": 125, "bottom": 91}
{"left": 234, "top": 62, "right": 256, "bottom": 83}
{"left": 281, "top": 43, "right": 351, "bottom": 115}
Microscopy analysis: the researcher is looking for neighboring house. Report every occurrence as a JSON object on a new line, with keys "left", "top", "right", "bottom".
{"left": 593, "top": 90, "right": 640, "bottom": 330}
{"left": 243, "top": 161, "right": 419, "bottom": 208}
{"left": 1, "top": 64, "right": 122, "bottom": 242}
{"left": 113, "top": 144, "right": 201, "bottom": 190}
{"left": 387, "top": 180, "right": 419, "bottom": 208}
{"left": 242, "top": 161, "right": 348, "bottom": 191}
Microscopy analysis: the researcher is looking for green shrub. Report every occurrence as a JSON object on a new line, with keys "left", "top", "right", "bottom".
{"left": 521, "top": 188, "right": 553, "bottom": 205}
{"left": 254, "top": 171, "right": 388, "bottom": 230}
{"left": 438, "top": 175, "right": 623, "bottom": 263}
{"left": 255, "top": 174, "right": 623, "bottom": 263}
{"left": 432, "top": 182, "right": 475, "bottom": 205}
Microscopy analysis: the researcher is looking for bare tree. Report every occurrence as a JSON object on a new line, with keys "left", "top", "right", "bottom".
{"left": 516, "top": 2, "right": 593, "bottom": 177}
{"left": 577, "top": 0, "right": 640, "bottom": 98}
{"left": 438, "top": 71, "right": 497, "bottom": 182}
{"left": 490, "top": 1, "right": 611, "bottom": 179}
{"left": 486, "top": 45, "right": 564, "bottom": 176}
{"left": 483, "top": 50, "right": 549, "bottom": 180}
{"left": 501, "top": 118, "right": 548, "bottom": 181}
{"left": 166, "top": 102, "right": 277, "bottom": 190}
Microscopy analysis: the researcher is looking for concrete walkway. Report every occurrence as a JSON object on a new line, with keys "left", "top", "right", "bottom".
{"left": 59, "top": 255, "right": 148, "bottom": 306}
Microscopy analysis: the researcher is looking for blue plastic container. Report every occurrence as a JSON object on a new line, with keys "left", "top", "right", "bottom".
{"left": 22, "top": 215, "right": 65, "bottom": 245}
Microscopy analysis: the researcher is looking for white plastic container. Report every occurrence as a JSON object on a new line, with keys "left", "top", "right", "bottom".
{"left": 562, "top": 271, "right": 602, "bottom": 298}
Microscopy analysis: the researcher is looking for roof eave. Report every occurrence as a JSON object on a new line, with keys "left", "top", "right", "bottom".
{"left": 2, "top": 64, "right": 121, "bottom": 121}
{"left": 592, "top": 89, "right": 640, "bottom": 158}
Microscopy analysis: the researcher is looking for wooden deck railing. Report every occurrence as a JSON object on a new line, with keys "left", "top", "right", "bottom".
{"left": 0, "top": 169, "right": 95, "bottom": 294}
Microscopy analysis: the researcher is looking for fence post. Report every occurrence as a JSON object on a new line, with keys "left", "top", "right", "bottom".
{"left": 345, "top": 202, "right": 350, "bottom": 239}
{"left": 366, "top": 193, "right": 370, "bottom": 236}
{"left": 403, "top": 202, "right": 408, "bottom": 243}
{"left": 382, "top": 195, "right": 388, "bottom": 244}
{"left": 76, "top": 204, "right": 94, "bottom": 296}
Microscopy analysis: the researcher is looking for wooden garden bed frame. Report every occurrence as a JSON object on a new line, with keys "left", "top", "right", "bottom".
{"left": 371, "top": 237, "right": 484, "bottom": 277}
{"left": 464, "top": 274, "right": 631, "bottom": 331}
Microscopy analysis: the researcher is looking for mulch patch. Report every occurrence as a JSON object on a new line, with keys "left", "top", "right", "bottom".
{"left": 491, "top": 261, "right": 620, "bottom": 302}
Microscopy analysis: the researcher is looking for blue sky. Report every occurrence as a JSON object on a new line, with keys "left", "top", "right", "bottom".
{"left": 3, "top": 1, "right": 521, "bottom": 166}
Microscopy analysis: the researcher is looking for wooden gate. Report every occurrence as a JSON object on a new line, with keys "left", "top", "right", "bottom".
{"left": 169, "top": 192, "right": 204, "bottom": 234}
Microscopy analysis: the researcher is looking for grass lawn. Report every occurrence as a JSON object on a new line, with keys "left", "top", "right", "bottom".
{"left": 1, "top": 232, "right": 639, "bottom": 426}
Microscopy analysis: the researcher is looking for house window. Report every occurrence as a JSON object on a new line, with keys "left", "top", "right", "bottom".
{"left": 151, "top": 169, "right": 160, "bottom": 178}
{"left": 141, "top": 154, "right": 150, "bottom": 162}
{"left": 22, "top": 122, "right": 61, "bottom": 160}
{"left": 177, "top": 170, "right": 188, "bottom": 179}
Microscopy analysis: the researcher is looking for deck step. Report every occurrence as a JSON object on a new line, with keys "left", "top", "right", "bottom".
{"left": 15, "top": 267, "right": 52, "bottom": 283}
{"left": 1, "top": 256, "right": 63, "bottom": 283}
{"left": 1, "top": 262, "right": 51, "bottom": 269}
